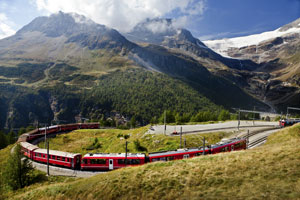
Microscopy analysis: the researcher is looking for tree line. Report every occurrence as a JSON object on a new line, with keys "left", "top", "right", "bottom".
{"left": 150, "top": 109, "right": 233, "bottom": 124}
{"left": 0, "top": 126, "right": 34, "bottom": 150}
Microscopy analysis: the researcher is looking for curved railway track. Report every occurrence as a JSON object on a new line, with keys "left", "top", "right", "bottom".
{"left": 17, "top": 123, "right": 280, "bottom": 177}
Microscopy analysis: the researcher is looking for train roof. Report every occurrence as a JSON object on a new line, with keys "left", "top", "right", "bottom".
{"left": 280, "top": 118, "right": 300, "bottom": 121}
{"left": 34, "top": 148, "right": 81, "bottom": 158}
{"left": 39, "top": 125, "right": 58, "bottom": 131}
{"left": 20, "top": 142, "right": 39, "bottom": 151}
{"left": 83, "top": 153, "right": 146, "bottom": 158}
{"left": 148, "top": 148, "right": 207, "bottom": 157}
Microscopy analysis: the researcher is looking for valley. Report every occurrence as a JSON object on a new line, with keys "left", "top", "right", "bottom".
{"left": 0, "top": 12, "right": 273, "bottom": 130}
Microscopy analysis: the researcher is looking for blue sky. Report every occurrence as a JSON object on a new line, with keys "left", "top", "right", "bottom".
{"left": 0, "top": 0, "right": 299, "bottom": 40}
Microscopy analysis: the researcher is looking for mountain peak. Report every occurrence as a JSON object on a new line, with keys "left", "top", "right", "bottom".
{"left": 17, "top": 11, "right": 101, "bottom": 37}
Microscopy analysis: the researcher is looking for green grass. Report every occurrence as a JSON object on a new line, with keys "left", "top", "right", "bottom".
{"left": 38, "top": 126, "right": 232, "bottom": 155}
{"left": 5, "top": 124, "right": 300, "bottom": 199}
{"left": 0, "top": 145, "right": 77, "bottom": 200}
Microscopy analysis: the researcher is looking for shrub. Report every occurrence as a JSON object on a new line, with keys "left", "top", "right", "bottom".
{"left": 3, "top": 144, "right": 34, "bottom": 190}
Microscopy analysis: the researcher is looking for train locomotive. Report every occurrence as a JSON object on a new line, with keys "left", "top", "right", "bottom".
{"left": 279, "top": 119, "right": 300, "bottom": 128}
{"left": 19, "top": 123, "right": 247, "bottom": 171}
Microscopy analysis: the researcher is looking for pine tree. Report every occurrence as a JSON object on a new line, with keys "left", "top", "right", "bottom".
{"left": 218, "top": 110, "right": 230, "bottom": 121}
{"left": 7, "top": 131, "right": 16, "bottom": 145}
{"left": 130, "top": 116, "right": 136, "bottom": 128}
{"left": 18, "top": 127, "right": 26, "bottom": 136}
{"left": 3, "top": 144, "right": 34, "bottom": 190}
{"left": 0, "top": 131, "right": 7, "bottom": 149}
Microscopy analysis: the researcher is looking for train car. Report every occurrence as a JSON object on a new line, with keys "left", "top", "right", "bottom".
{"left": 19, "top": 129, "right": 40, "bottom": 142}
{"left": 32, "top": 148, "right": 82, "bottom": 169}
{"left": 39, "top": 125, "right": 60, "bottom": 137}
{"left": 148, "top": 148, "right": 210, "bottom": 162}
{"left": 59, "top": 123, "right": 80, "bottom": 132}
{"left": 20, "top": 142, "right": 39, "bottom": 159}
{"left": 81, "top": 153, "right": 146, "bottom": 170}
{"left": 210, "top": 138, "right": 246, "bottom": 154}
{"left": 79, "top": 123, "right": 100, "bottom": 129}
{"left": 279, "top": 119, "right": 300, "bottom": 128}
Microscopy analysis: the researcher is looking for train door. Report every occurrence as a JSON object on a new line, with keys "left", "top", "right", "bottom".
{"left": 109, "top": 159, "right": 114, "bottom": 170}
{"left": 75, "top": 156, "right": 81, "bottom": 170}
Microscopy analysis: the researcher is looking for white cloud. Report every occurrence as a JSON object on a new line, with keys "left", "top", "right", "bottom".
{"left": 31, "top": 0, "right": 206, "bottom": 32}
{"left": 0, "top": 13, "right": 16, "bottom": 39}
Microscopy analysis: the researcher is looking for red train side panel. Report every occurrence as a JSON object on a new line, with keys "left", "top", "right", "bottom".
{"left": 81, "top": 153, "right": 145, "bottom": 170}
{"left": 33, "top": 148, "right": 82, "bottom": 169}
{"left": 211, "top": 138, "right": 246, "bottom": 154}
{"left": 148, "top": 148, "right": 210, "bottom": 162}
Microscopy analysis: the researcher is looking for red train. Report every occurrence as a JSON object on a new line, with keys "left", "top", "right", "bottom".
{"left": 19, "top": 123, "right": 247, "bottom": 171}
{"left": 18, "top": 123, "right": 100, "bottom": 143}
{"left": 148, "top": 138, "right": 246, "bottom": 163}
{"left": 279, "top": 119, "right": 300, "bottom": 128}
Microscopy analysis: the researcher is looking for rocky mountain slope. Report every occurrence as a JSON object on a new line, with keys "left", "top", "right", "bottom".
{"left": 0, "top": 12, "right": 269, "bottom": 129}
{"left": 204, "top": 18, "right": 300, "bottom": 110}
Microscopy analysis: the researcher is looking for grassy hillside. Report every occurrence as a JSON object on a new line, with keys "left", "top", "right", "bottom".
{"left": 3, "top": 124, "right": 299, "bottom": 199}
{"left": 38, "top": 126, "right": 232, "bottom": 155}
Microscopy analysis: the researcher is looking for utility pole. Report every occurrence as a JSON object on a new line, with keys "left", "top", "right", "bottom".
{"left": 164, "top": 110, "right": 166, "bottom": 135}
{"left": 238, "top": 109, "right": 240, "bottom": 130}
{"left": 184, "top": 138, "right": 186, "bottom": 148}
{"left": 202, "top": 137, "right": 205, "bottom": 155}
{"left": 253, "top": 106, "right": 255, "bottom": 125}
{"left": 125, "top": 141, "right": 128, "bottom": 166}
{"left": 44, "top": 125, "right": 47, "bottom": 149}
{"left": 47, "top": 140, "right": 50, "bottom": 176}
{"left": 180, "top": 126, "right": 182, "bottom": 148}
{"left": 247, "top": 130, "right": 250, "bottom": 149}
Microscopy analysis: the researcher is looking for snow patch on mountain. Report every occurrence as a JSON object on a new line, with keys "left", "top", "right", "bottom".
{"left": 203, "top": 26, "right": 300, "bottom": 57}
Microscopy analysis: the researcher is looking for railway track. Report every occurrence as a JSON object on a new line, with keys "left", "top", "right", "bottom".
{"left": 17, "top": 123, "right": 280, "bottom": 177}
{"left": 248, "top": 136, "right": 268, "bottom": 149}
{"left": 246, "top": 129, "right": 280, "bottom": 149}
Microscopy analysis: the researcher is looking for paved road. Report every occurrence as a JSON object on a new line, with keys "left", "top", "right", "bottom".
{"left": 148, "top": 121, "right": 278, "bottom": 135}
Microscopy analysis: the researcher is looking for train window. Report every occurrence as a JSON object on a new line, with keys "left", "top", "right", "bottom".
{"left": 183, "top": 154, "right": 189, "bottom": 159}
{"left": 159, "top": 157, "right": 167, "bottom": 161}
{"left": 152, "top": 158, "right": 159, "bottom": 162}
{"left": 82, "top": 159, "right": 88, "bottom": 164}
{"left": 167, "top": 156, "right": 174, "bottom": 161}
{"left": 57, "top": 156, "right": 60, "bottom": 160}
{"left": 90, "top": 159, "right": 106, "bottom": 164}
{"left": 194, "top": 153, "right": 202, "bottom": 156}
{"left": 118, "top": 159, "right": 125, "bottom": 164}
{"left": 234, "top": 143, "right": 241, "bottom": 148}
{"left": 128, "top": 159, "right": 141, "bottom": 165}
